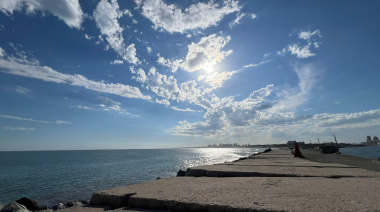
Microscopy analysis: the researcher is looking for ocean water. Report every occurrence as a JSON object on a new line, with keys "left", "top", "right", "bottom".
{"left": 339, "top": 145, "right": 380, "bottom": 159}
{"left": 0, "top": 148, "right": 264, "bottom": 206}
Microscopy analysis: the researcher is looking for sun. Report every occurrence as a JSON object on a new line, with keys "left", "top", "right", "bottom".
{"left": 203, "top": 61, "right": 215, "bottom": 74}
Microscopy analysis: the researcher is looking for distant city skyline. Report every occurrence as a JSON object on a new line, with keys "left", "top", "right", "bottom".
{"left": 1, "top": 0, "right": 380, "bottom": 151}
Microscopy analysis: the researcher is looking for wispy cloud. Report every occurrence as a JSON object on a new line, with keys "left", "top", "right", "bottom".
{"left": 171, "top": 106, "right": 201, "bottom": 112}
{"left": 0, "top": 51, "right": 151, "bottom": 100}
{"left": 73, "top": 105, "right": 93, "bottom": 110}
{"left": 97, "top": 96, "right": 139, "bottom": 117}
{"left": 229, "top": 12, "right": 256, "bottom": 27}
{"left": 5, "top": 126, "right": 36, "bottom": 131}
{"left": 14, "top": 86, "right": 31, "bottom": 95}
{"left": 0, "top": 115, "right": 71, "bottom": 125}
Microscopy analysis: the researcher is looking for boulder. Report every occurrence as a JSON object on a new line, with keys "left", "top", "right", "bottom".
{"left": 263, "top": 148, "right": 272, "bottom": 153}
{"left": 72, "top": 201, "right": 83, "bottom": 207}
{"left": 63, "top": 202, "right": 74, "bottom": 208}
{"left": 15, "top": 198, "right": 38, "bottom": 211}
{"left": 37, "top": 205, "right": 48, "bottom": 211}
{"left": 53, "top": 203, "right": 65, "bottom": 211}
{"left": 79, "top": 200, "right": 89, "bottom": 205}
{"left": 176, "top": 169, "right": 186, "bottom": 177}
{"left": 0, "top": 202, "right": 30, "bottom": 212}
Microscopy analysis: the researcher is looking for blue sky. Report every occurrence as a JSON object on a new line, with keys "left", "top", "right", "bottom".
{"left": 1, "top": 0, "right": 380, "bottom": 150}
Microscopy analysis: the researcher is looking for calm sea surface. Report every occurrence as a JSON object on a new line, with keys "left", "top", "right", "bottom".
{"left": 339, "top": 145, "right": 380, "bottom": 159}
{"left": 0, "top": 148, "right": 264, "bottom": 206}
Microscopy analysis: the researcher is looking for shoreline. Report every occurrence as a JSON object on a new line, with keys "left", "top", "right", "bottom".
{"left": 2, "top": 148, "right": 380, "bottom": 211}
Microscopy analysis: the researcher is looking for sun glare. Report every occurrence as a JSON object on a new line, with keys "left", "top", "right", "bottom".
{"left": 203, "top": 62, "right": 215, "bottom": 74}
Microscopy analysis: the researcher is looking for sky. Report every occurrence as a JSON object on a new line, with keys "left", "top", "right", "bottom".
{"left": 1, "top": 0, "right": 380, "bottom": 151}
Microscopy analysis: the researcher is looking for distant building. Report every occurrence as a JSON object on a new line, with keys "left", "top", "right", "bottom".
{"left": 366, "top": 136, "right": 379, "bottom": 146}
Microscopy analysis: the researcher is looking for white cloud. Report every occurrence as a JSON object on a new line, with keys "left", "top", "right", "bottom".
{"left": 243, "top": 60, "right": 270, "bottom": 69}
{"left": 14, "top": 86, "right": 31, "bottom": 95}
{"left": 198, "top": 70, "right": 238, "bottom": 88}
{"left": 157, "top": 34, "right": 232, "bottom": 72}
{"left": 123, "top": 9, "right": 133, "bottom": 17}
{"left": 171, "top": 106, "right": 200, "bottom": 112}
{"left": 155, "top": 98, "right": 170, "bottom": 106}
{"left": 299, "top": 29, "right": 322, "bottom": 40}
{"left": 0, "top": 114, "right": 71, "bottom": 125}
{"left": 278, "top": 29, "right": 322, "bottom": 59}
{"left": 124, "top": 43, "right": 139, "bottom": 64}
{"left": 169, "top": 84, "right": 274, "bottom": 136}
{"left": 250, "top": 13, "right": 257, "bottom": 19}
{"left": 5, "top": 126, "right": 36, "bottom": 131}
{"left": 74, "top": 105, "right": 93, "bottom": 110}
{"left": 135, "top": 0, "right": 240, "bottom": 33}
{"left": 84, "top": 34, "right": 93, "bottom": 40}
{"left": 186, "top": 34, "right": 192, "bottom": 38}
{"left": 97, "top": 96, "right": 138, "bottom": 116}
{"left": 111, "top": 59, "right": 123, "bottom": 65}
{"left": 288, "top": 43, "right": 315, "bottom": 59}
{"left": 229, "top": 12, "right": 245, "bottom": 27}
{"left": 147, "top": 46, "right": 152, "bottom": 53}
{"left": 0, "top": 46, "right": 6, "bottom": 57}
{"left": 0, "top": 57, "right": 151, "bottom": 100}
{"left": 132, "top": 67, "right": 212, "bottom": 109}
{"left": 168, "top": 64, "right": 322, "bottom": 137}
{"left": 6, "top": 44, "right": 40, "bottom": 66}
{"left": 0, "top": 0, "right": 84, "bottom": 29}
{"left": 156, "top": 54, "right": 183, "bottom": 73}
{"left": 93, "top": 0, "right": 139, "bottom": 64}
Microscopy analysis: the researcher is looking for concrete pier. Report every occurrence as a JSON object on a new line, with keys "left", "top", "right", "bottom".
{"left": 66, "top": 149, "right": 380, "bottom": 211}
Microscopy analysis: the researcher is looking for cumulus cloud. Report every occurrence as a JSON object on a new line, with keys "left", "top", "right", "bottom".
{"left": 132, "top": 67, "right": 211, "bottom": 109}
{"left": 111, "top": 60, "right": 123, "bottom": 65}
{"left": 0, "top": 0, "right": 84, "bottom": 29}
{"left": 135, "top": 0, "right": 240, "bottom": 33}
{"left": 158, "top": 34, "right": 232, "bottom": 72}
{"left": 169, "top": 64, "right": 322, "bottom": 137}
{"left": 169, "top": 84, "right": 275, "bottom": 136}
{"left": 155, "top": 98, "right": 170, "bottom": 106}
{"left": 299, "top": 29, "right": 322, "bottom": 40}
{"left": 0, "top": 114, "right": 71, "bottom": 125}
{"left": 0, "top": 55, "right": 151, "bottom": 100}
{"left": 278, "top": 29, "right": 322, "bottom": 59}
{"left": 287, "top": 43, "right": 315, "bottom": 59}
{"left": 147, "top": 46, "right": 152, "bottom": 53}
{"left": 94, "top": 0, "right": 139, "bottom": 64}
{"left": 198, "top": 70, "right": 238, "bottom": 88}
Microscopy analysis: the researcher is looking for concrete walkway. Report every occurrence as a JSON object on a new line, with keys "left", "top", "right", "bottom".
{"left": 74, "top": 149, "right": 379, "bottom": 212}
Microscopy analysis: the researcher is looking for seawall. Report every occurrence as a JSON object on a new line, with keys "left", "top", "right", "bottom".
{"left": 68, "top": 148, "right": 380, "bottom": 212}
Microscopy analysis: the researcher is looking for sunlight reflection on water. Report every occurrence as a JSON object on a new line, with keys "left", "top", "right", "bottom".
{"left": 0, "top": 148, "right": 264, "bottom": 206}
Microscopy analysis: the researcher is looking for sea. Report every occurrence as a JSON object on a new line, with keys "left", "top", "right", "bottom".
{"left": 0, "top": 147, "right": 265, "bottom": 206}
{"left": 1, "top": 146, "right": 379, "bottom": 207}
